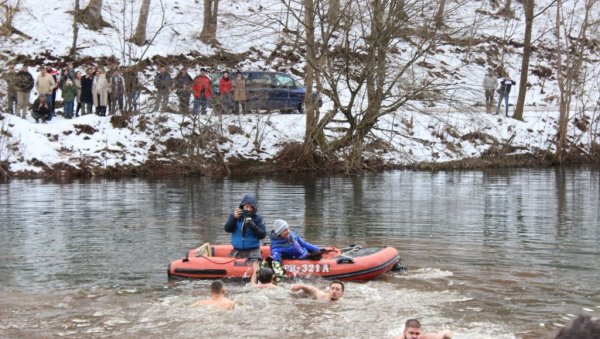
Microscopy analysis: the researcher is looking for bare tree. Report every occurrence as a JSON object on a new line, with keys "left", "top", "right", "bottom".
{"left": 131, "top": 0, "right": 151, "bottom": 46}
{"left": 0, "top": 0, "right": 24, "bottom": 37}
{"left": 80, "top": 0, "right": 109, "bottom": 30}
{"left": 514, "top": 0, "right": 557, "bottom": 120}
{"left": 69, "top": 0, "right": 80, "bottom": 57}
{"left": 435, "top": 0, "right": 446, "bottom": 28}
{"left": 554, "top": 0, "right": 595, "bottom": 161}
{"left": 498, "top": 0, "right": 514, "bottom": 17}
{"left": 512, "top": 0, "right": 534, "bottom": 121}
{"left": 200, "top": 0, "right": 219, "bottom": 45}
{"left": 279, "top": 0, "right": 472, "bottom": 172}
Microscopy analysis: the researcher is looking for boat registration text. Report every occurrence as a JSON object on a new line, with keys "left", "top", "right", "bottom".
{"left": 283, "top": 263, "right": 330, "bottom": 274}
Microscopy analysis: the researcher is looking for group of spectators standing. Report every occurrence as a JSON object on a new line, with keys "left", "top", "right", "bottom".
{"left": 154, "top": 66, "right": 247, "bottom": 115}
{"left": 1, "top": 62, "right": 140, "bottom": 123}
{"left": 483, "top": 68, "right": 516, "bottom": 116}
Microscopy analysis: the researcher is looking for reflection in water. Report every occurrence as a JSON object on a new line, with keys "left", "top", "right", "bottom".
{"left": 0, "top": 169, "right": 599, "bottom": 338}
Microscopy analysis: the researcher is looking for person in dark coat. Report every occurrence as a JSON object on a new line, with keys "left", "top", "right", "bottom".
{"left": 495, "top": 73, "right": 516, "bottom": 117}
{"left": 31, "top": 94, "right": 52, "bottom": 123}
{"left": 223, "top": 194, "right": 267, "bottom": 258}
{"left": 174, "top": 68, "right": 193, "bottom": 114}
{"left": 46, "top": 66, "right": 59, "bottom": 116}
{"left": 153, "top": 66, "right": 173, "bottom": 112}
{"left": 15, "top": 65, "right": 34, "bottom": 118}
{"left": 80, "top": 67, "right": 95, "bottom": 115}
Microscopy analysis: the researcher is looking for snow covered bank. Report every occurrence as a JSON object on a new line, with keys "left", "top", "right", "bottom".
{"left": 1, "top": 107, "right": 596, "bottom": 177}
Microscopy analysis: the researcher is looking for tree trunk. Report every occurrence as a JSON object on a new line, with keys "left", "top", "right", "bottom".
{"left": 131, "top": 0, "right": 151, "bottom": 46}
{"left": 80, "top": 0, "right": 109, "bottom": 30}
{"left": 303, "top": 0, "right": 318, "bottom": 163}
{"left": 554, "top": 0, "right": 567, "bottom": 161}
{"left": 200, "top": 0, "right": 219, "bottom": 45}
{"left": 553, "top": 0, "right": 591, "bottom": 162}
{"left": 513, "top": 0, "right": 534, "bottom": 121}
{"left": 327, "top": 0, "right": 340, "bottom": 23}
{"left": 69, "top": 0, "right": 80, "bottom": 57}
{"left": 435, "top": 0, "right": 446, "bottom": 28}
{"left": 498, "top": 0, "right": 514, "bottom": 17}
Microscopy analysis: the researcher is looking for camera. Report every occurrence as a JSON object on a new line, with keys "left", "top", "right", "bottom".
{"left": 241, "top": 209, "right": 250, "bottom": 218}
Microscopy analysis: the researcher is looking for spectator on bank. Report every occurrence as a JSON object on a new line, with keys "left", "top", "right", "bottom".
{"left": 31, "top": 94, "right": 51, "bottom": 123}
{"left": 233, "top": 72, "right": 246, "bottom": 114}
{"left": 174, "top": 67, "right": 193, "bottom": 114}
{"left": 123, "top": 67, "right": 140, "bottom": 113}
{"left": 1, "top": 64, "right": 18, "bottom": 115}
{"left": 66, "top": 62, "right": 76, "bottom": 81}
{"left": 109, "top": 69, "right": 125, "bottom": 115}
{"left": 495, "top": 72, "right": 516, "bottom": 117}
{"left": 106, "top": 63, "right": 119, "bottom": 114}
{"left": 483, "top": 68, "right": 496, "bottom": 113}
{"left": 80, "top": 67, "right": 95, "bottom": 115}
{"left": 218, "top": 70, "right": 233, "bottom": 114}
{"left": 36, "top": 67, "right": 56, "bottom": 114}
{"left": 192, "top": 68, "right": 212, "bottom": 115}
{"left": 47, "top": 66, "right": 59, "bottom": 116}
{"left": 92, "top": 68, "right": 109, "bottom": 116}
{"left": 61, "top": 79, "right": 77, "bottom": 119}
{"left": 15, "top": 65, "right": 34, "bottom": 118}
{"left": 153, "top": 66, "right": 172, "bottom": 112}
{"left": 59, "top": 67, "right": 71, "bottom": 87}
{"left": 73, "top": 71, "right": 82, "bottom": 117}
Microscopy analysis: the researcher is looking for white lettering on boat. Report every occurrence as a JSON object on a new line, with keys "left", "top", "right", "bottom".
{"left": 283, "top": 264, "right": 330, "bottom": 275}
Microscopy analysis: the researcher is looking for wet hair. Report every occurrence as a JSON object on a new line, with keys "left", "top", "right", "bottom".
{"left": 330, "top": 280, "right": 344, "bottom": 292}
{"left": 257, "top": 267, "right": 274, "bottom": 284}
{"left": 554, "top": 315, "right": 600, "bottom": 339}
{"left": 405, "top": 319, "right": 421, "bottom": 329}
{"left": 210, "top": 280, "right": 224, "bottom": 294}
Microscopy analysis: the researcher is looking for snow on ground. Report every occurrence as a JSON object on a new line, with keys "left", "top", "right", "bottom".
{"left": 1, "top": 0, "right": 599, "bottom": 173}
{"left": 1, "top": 106, "right": 591, "bottom": 174}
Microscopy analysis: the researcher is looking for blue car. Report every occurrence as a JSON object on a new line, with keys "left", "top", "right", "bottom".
{"left": 211, "top": 71, "right": 320, "bottom": 113}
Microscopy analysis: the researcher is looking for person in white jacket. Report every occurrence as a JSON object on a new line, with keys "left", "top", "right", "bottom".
{"left": 92, "top": 68, "right": 109, "bottom": 116}
{"left": 482, "top": 68, "right": 497, "bottom": 113}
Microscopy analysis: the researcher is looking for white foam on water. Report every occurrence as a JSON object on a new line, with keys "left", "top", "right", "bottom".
{"left": 394, "top": 268, "right": 454, "bottom": 280}
{"left": 104, "top": 318, "right": 131, "bottom": 326}
{"left": 83, "top": 327, "right": 104, "bottom": 334}
{"left": 582, "top": 307, "right": 594, "bottom": 312}
{"left": 71, "top": 318, "right": 88, "bottom": 323}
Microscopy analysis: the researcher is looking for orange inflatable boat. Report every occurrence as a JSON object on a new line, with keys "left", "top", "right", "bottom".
{"left": 168, "top": 244, "right": 404, "bottom": 281}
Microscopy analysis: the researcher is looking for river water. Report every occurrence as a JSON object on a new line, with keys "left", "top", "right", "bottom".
{"left": 0, "top": 168, "right": 598, "bottom": 338}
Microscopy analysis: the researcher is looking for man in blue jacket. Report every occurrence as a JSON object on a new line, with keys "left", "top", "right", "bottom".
{"left": 224, "top": 195, "right": 266, "bottom": 258}
{"left": 270, "top": 219, "right": 321, "bottom": 262}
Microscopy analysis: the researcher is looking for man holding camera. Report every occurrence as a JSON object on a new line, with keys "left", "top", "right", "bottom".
{"left": 224, "top": 194, "right": 267, "bottom": 258}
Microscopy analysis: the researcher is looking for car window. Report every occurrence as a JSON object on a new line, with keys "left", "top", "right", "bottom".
{"left": 273, "top": 74, "right": 295, "bottom": 88}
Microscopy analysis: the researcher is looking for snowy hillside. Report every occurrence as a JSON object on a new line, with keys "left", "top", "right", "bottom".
{"left": 0, "top": 0, "right": 599, "bottom": 176}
